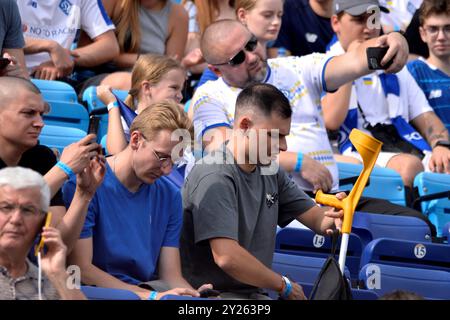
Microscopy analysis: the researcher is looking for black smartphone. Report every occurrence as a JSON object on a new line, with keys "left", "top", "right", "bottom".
{"left": 0, "top": 57, "right": 10, "bottom": 69}
{"left": 199, "top": 288, "right": 220, "bottom": 298}
{"left": 366, "top": 47, "right": 394, "bottom": 70}
{"left": 88, "top": 115, "right": 100, "bottom": 135}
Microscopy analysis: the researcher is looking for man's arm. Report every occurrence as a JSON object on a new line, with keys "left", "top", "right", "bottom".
{"left": 158, "top": 247, "right": 195, "bottom": 289}
{"left": 68, "top": 237, "right": 152, "bottom": 299}
{"left": 324, "top": 32, "right": 409, "bottom": 91}
{"left": 278, "top": 151, "right": 333, "bottom": 193}
{"left": 24, "top": 37, "right": 74, "bottom": 77}
{"left": 71, "top": 30, "right": 119, "bottom": 68}
{"left": 209, "top": 237, "right": 305, "bottom": 300}
{"left": 411, "top": 111, "right": 450, "bottom": 173}
{"left": 296, "top": 202, "right": 344, "bottom": 236}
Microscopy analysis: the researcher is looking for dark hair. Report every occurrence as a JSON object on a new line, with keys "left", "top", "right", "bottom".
{"left": 419, "top": 0, "right": 449, "bottom": 26}
{"left": 235, "top": 83, "right": 292, "bottom": 119}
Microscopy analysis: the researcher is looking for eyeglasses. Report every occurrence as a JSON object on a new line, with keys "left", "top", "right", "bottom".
{"left": 423, "top": 25, "right": 450, "bottom": 37}
{"left": 150, "top": 147, "right": 173, "bottom": 169}
{"left": 0, "top": 202, "right": 44, "bottom": 218}
{"left": 212, "top": 35, "right": 258, "bottom": 67}
{"left": 139, "top": 132, "right": 174, "bottom": 168}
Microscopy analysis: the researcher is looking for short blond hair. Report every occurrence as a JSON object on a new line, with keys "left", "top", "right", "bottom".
{"left": 130, "top": 100, "right": 192, "bottom": 142}
{"left": 125, "top": 54, "right": 185, "bottom": 110}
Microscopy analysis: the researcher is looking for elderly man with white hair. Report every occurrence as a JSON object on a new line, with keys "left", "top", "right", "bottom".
{"left": 0, "top": 167, "right": 85, "bottom": 300}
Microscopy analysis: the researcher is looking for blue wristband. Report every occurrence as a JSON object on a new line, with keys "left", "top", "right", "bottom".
{"left": 281, "top": 276, "right": 292, "bottom": 299}
{"left": 56, "top": 161, "right": 75, "bottom": 178}
{"left": 107, "top": 101, "right": 119, "bottom": 111}
{"left": 148, "top": 291, "right": 158, "bottom": 300}
{"left": 294, "top": 152, "right": 303, "bottom": 173}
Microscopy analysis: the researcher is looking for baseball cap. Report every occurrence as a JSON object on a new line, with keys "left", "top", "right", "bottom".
{"left": 334, "top": 0, "right": 389, "bottom": 16}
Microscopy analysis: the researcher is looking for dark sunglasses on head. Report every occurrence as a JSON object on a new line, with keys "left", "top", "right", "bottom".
{"left": 213, "top": 35, "right": 258, "bottom": 67}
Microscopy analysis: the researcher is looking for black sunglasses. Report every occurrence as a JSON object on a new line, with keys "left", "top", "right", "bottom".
{"left": 213, "top": 35, "right": 258, "bottom": 67}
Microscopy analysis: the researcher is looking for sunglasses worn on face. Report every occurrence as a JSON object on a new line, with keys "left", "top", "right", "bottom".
{"left": 213, "top": 35, "right": 258, "bottom": 67}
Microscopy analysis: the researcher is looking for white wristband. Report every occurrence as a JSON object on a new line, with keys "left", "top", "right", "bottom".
{"left": 107, "top": 101, "right": 119, "bottom": 111}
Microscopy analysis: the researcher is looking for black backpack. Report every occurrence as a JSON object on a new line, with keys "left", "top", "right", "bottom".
{"left": 309, "top": 231, "right": 353, "bottom": 300}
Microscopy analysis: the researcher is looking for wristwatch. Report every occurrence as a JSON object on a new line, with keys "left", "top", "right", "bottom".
{"left": 433, "top": 140, "right": 450, "bottom": 149}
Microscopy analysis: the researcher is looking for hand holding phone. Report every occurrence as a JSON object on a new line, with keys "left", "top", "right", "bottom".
{"left": 34, "top": 212, "right": 53, "bottom": 256}
{"left": 366, "top": 47, "right": 394, "bottom": 70}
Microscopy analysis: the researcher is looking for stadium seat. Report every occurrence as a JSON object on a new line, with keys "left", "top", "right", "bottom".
{"left": 82, "top": 86, "right": 129, "bottom": 140}
{"left": 39, "top": 125, "right": 86, "bottom": 153}
{"left": 443, "top": 222, "right": 450, "bottom": 242}
{"left": 360, "top": 238, "right": 450, "bottom": 272}
{"left": 337, "top": 162, "right": 406, "bottom": 206}
{"left": 82, "top": 86, "right": 128, "bottom": 113}
{"left": 413, "top": 172, "right": 450, "bottom": 237}
{"left": 352, "top": 211, "right": 432, "bottom": 245}
{"left": 31, "top": 79, "right": 77, "bottom": 103}
{"left": 81, "top": 286, "right": 140, "bottom": 300}
{"left": 275, "top": 227, "right": 363, "bottom": 280}
{"left": 44, "top": 100, "right": 89, "bottom": 132}
{"left": 359, "top": 263, "right": 450, "bottom": 300}
{"left": 272, "top": 252, "right": 351, "bottom": 286}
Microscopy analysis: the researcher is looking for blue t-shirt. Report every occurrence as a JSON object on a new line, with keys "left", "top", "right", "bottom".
{"left": 274, "top": 0, "right": 333, "bottom": 56}
{"left": 62, "top": 162, "right": 183, "bottom": 285}
{"left": 407, "top": 59, "right": 450, "bottom": 131}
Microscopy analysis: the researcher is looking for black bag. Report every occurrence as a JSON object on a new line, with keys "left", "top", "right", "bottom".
{"left": 309, "top": 231, "right": 353, "bottom": 300}
{"left": 365, "top": 123, "right": 424, "bottom": 159}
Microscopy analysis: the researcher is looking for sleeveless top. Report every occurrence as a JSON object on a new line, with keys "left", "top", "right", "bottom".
{"left": 138, "top": 1, "right": 171, "bottom": 55}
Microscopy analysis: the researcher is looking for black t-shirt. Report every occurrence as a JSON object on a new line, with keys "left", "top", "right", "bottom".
{"left": 274, "top": 0, "right": 334, "bottom": 56}
{"left": 0, "top": 145, "right": 64, "bottom": 207}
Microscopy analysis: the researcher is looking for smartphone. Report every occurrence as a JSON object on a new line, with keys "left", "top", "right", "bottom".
{"left": 366, "top": 47, "right": 394, "bottom": 70}
{"left": 34, "top": 212, "right": 53, "bottom": 256}
{"left": 199, "top": 288, "right": 220, "bottom": 298}
{"left": 0, "top": 57, "right": 10, "bottom": 69}
{"left": 88, "top": 115, "right": 100, "bottom": 135}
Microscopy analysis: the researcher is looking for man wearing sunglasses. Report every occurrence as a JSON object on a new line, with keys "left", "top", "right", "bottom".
{"left": 63, "top": 100, "right": 212, "bottom": 300}
{"left": 192, "top": 18, "right": 409, "bottom": 189}
{"left": 190, "top": 18, "right": 432, "bottom": 226}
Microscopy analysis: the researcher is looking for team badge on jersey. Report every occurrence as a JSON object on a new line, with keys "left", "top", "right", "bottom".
{"left": 59, "top": 0, "right": 73, "bottom": 16}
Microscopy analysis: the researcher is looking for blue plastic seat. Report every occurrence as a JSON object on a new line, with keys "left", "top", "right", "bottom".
{"left": 81, "top": 286, "right": 140, "bottom": 300}
{"left": 360, "top": 238, "right": 450, "bottom": 272}
{"left": 82, "top": 86, "right": 129, "bottom": 139}
{"left": 82, "top": 85, "right": 128, "bottom": 113}
{"left": 443, "top": 222, "right": 450, "bottom": 242}
{"left": 352, "top": 211, "right": 432, "bottom": 245}
{"left": 275, "top": 227, "right": 363, "bottom": 280}
{"left": 272, "top": 252, "right": 351, "bottom": 285}
{"left": 44, "top": 100, "right": 89, "bottom": 132}
{"left": 413, "top": 172, "right": 450, "bottom": 237}
{"left": 31, "top": 79, "right": 77, "bottom": 103}
{"left": 39, "top": 125, "right": 86, "bottom": 153}
{"left": 338, "top": 162, "right": 405, "bottom": 206}
{"left": 359, "top": 263, "right": 450, "bottom": 300}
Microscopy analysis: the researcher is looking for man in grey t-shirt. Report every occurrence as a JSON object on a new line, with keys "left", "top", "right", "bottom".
{"left": 181, "top": 83, "right": 345, "bottom": 300}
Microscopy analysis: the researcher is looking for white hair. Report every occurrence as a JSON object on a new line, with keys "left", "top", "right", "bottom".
{"left": 0, "top": 167, "right": 50, "bottom": 212}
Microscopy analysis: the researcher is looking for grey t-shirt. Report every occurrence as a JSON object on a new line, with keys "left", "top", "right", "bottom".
{"left": 180, "top": 146, "right": 316, "bottom": 292}
{"left": 0, "top": 0, "right": 25, "bottom": 52}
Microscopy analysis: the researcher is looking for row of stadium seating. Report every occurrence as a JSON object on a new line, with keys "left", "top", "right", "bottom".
{"left": 33, "top": 78, "right": 450, "bottom": 300}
